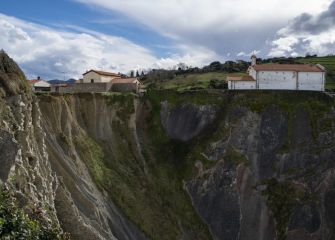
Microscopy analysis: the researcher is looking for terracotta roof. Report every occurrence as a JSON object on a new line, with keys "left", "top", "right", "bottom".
{"left": 112, "top": 78, "right": 140, "bottom": 84}
{"left": 28, "top": 79, "right": 41, "bottom": 85}
{"left": 83, "top": 69, "right": 121, "bottom": 77}
{"left": 227, "top": 76, "right": 255, "bottom": 81}
{"left": 52, "top": 84, "right": 68, "bottom": 87}
{"left": 252, "top": 64, "right": 325, "bottom": 72}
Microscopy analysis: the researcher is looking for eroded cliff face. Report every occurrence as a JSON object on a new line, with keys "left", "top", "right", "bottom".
{"left": 159, "top": 92, "right": 335, "bottom": 240}
{"left": 2, "top": 51, "right": 335, "bottom": 240}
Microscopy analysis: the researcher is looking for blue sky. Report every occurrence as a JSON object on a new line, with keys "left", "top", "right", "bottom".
{"left": 1, "top": 0, "right": 173, "bottom": 58}
{"left": 0, "top": 0, "right": 334, "bottom": 79}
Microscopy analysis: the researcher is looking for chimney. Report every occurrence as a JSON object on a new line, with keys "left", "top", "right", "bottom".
{"left": 37, "top": 76, "right": 41, "bottom": 80}
{"left": 251, "top": 55, "right": 257, "bottom": 67}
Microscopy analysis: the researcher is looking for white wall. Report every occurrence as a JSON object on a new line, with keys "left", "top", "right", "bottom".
{"left": 249, "top": 68, "right": 257, "bottom": 80}
{"left": 83, "top": 72, "right": 101, "bottom": 83}
{"left": 83, "top": 72, "right": 118, "bottom": 83}
{"left": 298, "top": 72, "right": 324, "bottom": 91}
{"left": 257, "top": 71, "right": 296, "bottom": 90}
{"left": 34, "top": 80, "right": 50, "bottom": 87}
{"left": 228, "top": 81, "right": 256, "bottom": 90}
{"left": 101, "top": 76, "right": 117, "bottom": 82}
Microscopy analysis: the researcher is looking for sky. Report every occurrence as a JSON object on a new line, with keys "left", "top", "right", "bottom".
{"left": 0, "top": 0, "right": 334, "bottom": 79}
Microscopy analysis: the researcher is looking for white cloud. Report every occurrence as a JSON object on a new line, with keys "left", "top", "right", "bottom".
{"left": 74, "top": 0, "right": 332, "bottom": 56}
{"left": 268, "top": 37, "right": 300, "bottom": 56}
{"left": 269, "top": 31, "right": 335, "bottom": 57}
{"left": 237, "top": 50, "right": 261, "bottom": 57}
{"left": 0, "top": 14, "right": 218, "bottom": 79}
{"left": 269, "top": 0, "right": 335, "bottom": 57}
{"left": 76, "top": 0, "right": 330, "bottom": 33}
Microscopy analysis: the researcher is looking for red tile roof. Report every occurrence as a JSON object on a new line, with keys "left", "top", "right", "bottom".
{"left": 227, "top": 76, "right": 255, "bottom": 81}
{"left": 28, "top": 79, "right": 41, "bottom": 85}
{"left": 112, "top": 78, "right": 140, "bottom": 84}
{"left": 252, "top": 64, "right": 325, "bottom": 72}
{"left": 83, "top": 69, "right": 121, "bottom": 77}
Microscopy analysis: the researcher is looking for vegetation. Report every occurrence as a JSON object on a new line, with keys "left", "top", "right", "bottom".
{"left": 52, "top": 90, "right": 334, "bottom": 240}
{"left": 0, "top": 187, "right": 68, "bottom": 240}
{"left": 0, "top": 50, "right": 31, "bottom": 96}
{"left": 141, "top": 60, "right": 249, "bottom": 90}
{"left": 69, "top": 93, "right": 212, "bottom": 239}
{"left": 262, "top": 179, "right": 314, "bottom": 240}
{"left": 150, "top": 72, "right": 228, "bottom": 90}
{"left": 140, "top": 54, "right": 335, "bottom": 91}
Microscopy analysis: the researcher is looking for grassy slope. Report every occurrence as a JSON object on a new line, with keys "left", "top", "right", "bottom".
{"left": 153, "top": 56, "right": 335, "bottom": 90}
{"left": 298, "top": 56, "right": 335, "bottom": 71}
{"left": 155, "top": 72, "right": 247, "bottom": 91}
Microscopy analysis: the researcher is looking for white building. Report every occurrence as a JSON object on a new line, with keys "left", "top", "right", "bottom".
{"left": 29, "top": 77, "right": 51, "bottom": 92}
{"left": 82, "top": 70, "right": 121, "bottom": 83}
{"left": 227, "top": 55, "right": 326, "bottom": 91}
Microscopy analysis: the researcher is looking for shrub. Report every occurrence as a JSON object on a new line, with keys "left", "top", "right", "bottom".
{"left": 0, "top": 186, "right": 68, "bottom": 239}
{"left": 208, "top": 79, "right": 227, "bottom": 89}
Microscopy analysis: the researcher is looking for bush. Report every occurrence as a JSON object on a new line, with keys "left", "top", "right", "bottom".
{"left": 208, "top": 79, "right": 227, "bottom": 89}
{"left": 0, "top": 187, "right": 69, "bottom": 239}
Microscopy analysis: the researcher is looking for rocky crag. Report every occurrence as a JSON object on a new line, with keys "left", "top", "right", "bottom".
{"left": 1, "top": 51, "right": 335, "bottom": 240}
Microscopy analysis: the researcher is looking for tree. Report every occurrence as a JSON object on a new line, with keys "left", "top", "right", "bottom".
{"left": 176, "top": 63, "right": 187, "bottom": 71}
{"left": 209, "top": 61, "right": 222, "bottom": 71}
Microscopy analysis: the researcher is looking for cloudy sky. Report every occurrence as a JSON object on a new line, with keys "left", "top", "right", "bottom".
{"left": 1, "top": 0, "right": 334, "bottom": 79}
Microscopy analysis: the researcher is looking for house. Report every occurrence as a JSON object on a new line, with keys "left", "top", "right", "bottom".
{"left": 111, "top": 78, "right": 142, "bottom": 93}
{"left": 227, "top": 76, "right": 256, "bottom": 90}
{"left": 52, "top": 71, "right": 142, "bottom": 93}
{"left": 28, "top": 77, "right": 51, "bottom": 92}
{"left": 227, "top": 55, "right": 326, "bottom": 91}
{"left": 83, "top": 70, "right": 121, "bottom": 83}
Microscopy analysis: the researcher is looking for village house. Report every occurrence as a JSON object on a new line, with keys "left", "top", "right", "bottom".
{"left": 82, "top": 70, "right": 121, "bottom": 83}
{"left": 227, "top": 55, "right": 326, "bottom": 91}
{"left": 52, "top": 69, "right": 142, "bottom": 93}
{"left": 28, "top": 77, "right": 51, "bottom": 92}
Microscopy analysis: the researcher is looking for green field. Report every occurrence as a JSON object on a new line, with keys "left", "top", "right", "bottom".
{"left": 155, "top": 72, "right": 247, "bottom": 91}
{"left": 298, "top": 56, "right": 335, "bottom": 71}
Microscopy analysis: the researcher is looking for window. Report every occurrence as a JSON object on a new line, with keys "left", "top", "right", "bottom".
{"left": 91, "top": 79, "right": 94, "bottom": 83}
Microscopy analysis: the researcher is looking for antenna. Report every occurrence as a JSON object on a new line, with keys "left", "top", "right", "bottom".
{"left": 62, "top": 72, "right": 66, "bottom": 81}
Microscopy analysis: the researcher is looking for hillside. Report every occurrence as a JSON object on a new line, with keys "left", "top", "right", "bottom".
{"left": 144, "top": 55, "right": 335, "bottom": 91}
{"left": 153, "top": 72, "right": 245, "bottom": 91}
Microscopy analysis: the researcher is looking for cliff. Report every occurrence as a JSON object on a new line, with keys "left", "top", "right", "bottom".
{"left": 1, "top": 52, "right": 335, "bottom": 240}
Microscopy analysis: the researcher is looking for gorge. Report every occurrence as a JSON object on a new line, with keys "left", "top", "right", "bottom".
{"left": 1, "top": 51, "right": 335, "bottom": 240}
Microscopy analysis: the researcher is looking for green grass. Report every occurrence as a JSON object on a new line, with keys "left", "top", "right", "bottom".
{"left": 0, "top": 187, "right": 68, "bottom": 239}
{"left": 298, "top": 56, "right": 335, "bottom": 71}
{"left": 146, "top": 88, "right": 224, "bottom": 107}
{"left": 262, "top": 179, "right": 305, "bottom": 240}
{"left": 155, "top": 72, "right": 246, "bottom": 90}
